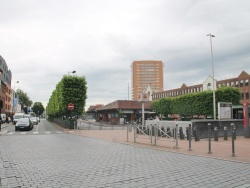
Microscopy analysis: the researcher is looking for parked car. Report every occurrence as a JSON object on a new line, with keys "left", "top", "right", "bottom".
{"left": 0, "top": 114, "right": 6, "bottom": 123}
{"left": 13, "top": 113, "right": 25, "bottom": 125}
{"left": 30, "top": 116, "right": 39, "bottom": 125}
{"left": 37, "top": 116, "right": 40, "bottom": 122}
{"left": 15, "top": 118, "right": 33, "bottom": 131}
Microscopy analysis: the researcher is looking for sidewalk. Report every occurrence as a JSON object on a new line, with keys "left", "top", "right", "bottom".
{"left": 61, "top": 126, "right": 250, "bottom": 164}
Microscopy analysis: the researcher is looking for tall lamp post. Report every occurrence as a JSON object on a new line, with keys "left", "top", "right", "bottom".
{"left": 68, "top": 70, "right": 76, "bottom": 76}
{"left": 207, "top": 33, "right": 216, "bottom": 119}
{"left": 12, "top": 81, "right": 19, "bottom": 115}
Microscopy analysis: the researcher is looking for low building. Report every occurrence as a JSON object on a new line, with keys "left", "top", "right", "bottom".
{"left": 94, "top": 100, "right": 152, "bottom": 124}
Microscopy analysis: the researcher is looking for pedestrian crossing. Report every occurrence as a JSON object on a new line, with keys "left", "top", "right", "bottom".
{"left": 4, "top": 131, "right": 64, "bottom": 136}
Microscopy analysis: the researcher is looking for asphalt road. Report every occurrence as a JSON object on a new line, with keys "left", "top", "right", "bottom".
{"left": 0, "top": 119, "right": 64, "bottom": 136}
{"left": 0, "top": 119, "right": 250, "bottom": 188}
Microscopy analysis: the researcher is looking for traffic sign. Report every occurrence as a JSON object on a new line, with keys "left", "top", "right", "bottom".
{"left": 68, "top": 103, "right": 74, "bottom": 110}
{"left": 243, "top": 102, "right": 248, "bottom": 107}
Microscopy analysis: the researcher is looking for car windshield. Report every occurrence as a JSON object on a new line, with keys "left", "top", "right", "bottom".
{"left": 14, "top": 115, "right": 24, "bottom": 119}
{"left": 17, "top": 118, "right": 29, "bottom": 123}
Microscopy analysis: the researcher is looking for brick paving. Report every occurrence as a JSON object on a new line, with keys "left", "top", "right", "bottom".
{"left": 66, "top": 127, "right": 250, "bottom": 163}
{"left": 0, "top": 123, "right": 250, "bottom": 187}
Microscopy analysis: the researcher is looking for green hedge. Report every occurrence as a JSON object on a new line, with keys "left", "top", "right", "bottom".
{"left": 151, "top": 87, "right": 240, "bottom": 118}
{"left": 46, "top": 75, "right": 87, "bottom": 118}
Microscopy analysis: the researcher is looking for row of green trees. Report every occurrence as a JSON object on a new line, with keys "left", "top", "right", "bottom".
{"left": 151, "top": 87, "right": 241, "bottom": 118}
{"left": 16, "top": 89, "right": 45, "bottom": 115}
{"left": 46, "top": 75, "right": 87, "bottom": 118}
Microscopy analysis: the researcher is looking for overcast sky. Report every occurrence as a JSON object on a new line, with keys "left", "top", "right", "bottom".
{"left": 0, "top": 0, "right": 250, "bottom": 110}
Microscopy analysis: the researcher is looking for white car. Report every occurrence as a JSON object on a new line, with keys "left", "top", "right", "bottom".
{"left": 13, "top": 113, "right": 25, "bottom": 125}
{"left": 30, "top": 117, "right": 39, "bottom": 125}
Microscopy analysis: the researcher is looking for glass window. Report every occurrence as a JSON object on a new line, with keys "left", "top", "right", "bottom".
{"left": 246, "top": 92, "right": 249, "bottom": 100}
{"left": 240, "top": 80, "right": 244, "bottom": 87}
{"left": 231, "top": 81, "right": 234, "bottom": 86}
{"left": 245, "top": 79, "right": 249, "bottom": 87}
{"left": 207, "top": 83, "right": 212, "bottom": 90}
{"left": 241, "top": 93, "right": 244, "bottom": 100}
{"left": 235, "top": 81, "right": 239, "bottom": 87}
{"left": 227, "top": 82, "right": 230, "bottom": 87}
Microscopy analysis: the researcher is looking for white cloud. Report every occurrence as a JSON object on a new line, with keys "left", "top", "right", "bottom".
{"left": 0, "top": 0, "right": 249, "bottom": 110}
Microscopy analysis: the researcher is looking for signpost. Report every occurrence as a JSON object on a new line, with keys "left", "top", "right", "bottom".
{"left": 68, "top": 103, "right": 74, "bottom": 111}
{"left": 68, "top": 103, "right": 74, "bottom": 130}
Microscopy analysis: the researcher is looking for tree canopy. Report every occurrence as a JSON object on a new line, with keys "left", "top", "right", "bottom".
{"left": 16, "top": 89, "right": 33, "bottom": 108}
{"left": 151, "top": 87, "right": 241, "bottom": 118}
{"left": 32, "top": 102, "right": 45, "bottom": 115}
{"left": 46, "top": 75, "right": 87, "bottom": 117}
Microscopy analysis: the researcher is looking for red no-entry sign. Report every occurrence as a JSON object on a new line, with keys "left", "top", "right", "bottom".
{"left": 68, "top": 103, "right": 74, "bottom": 110}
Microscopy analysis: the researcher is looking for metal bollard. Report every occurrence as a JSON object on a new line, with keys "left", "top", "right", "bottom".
{"left": 154, "top": 124, "right": 157, "bottom": 145}
{"left": 150, "top": 124, "right": 153, "bottom": 144}
{"left": 233, "top": 126, "right": 236, "bottom": 140}
{"left": 208, "top": 123, "right": 212, "bottom": 154}
{"left": 127, "top": 124, "right": 129, "bottom": 142}
{"left": 224, "top": 126, "right": 227, "bottom": 140}
{"left": 175, "top": 124, "right": 179, "bottom": 149}
{"left": 214, "top": 126, "right": 218, "bottom": 141}
{"left": 186, "top": 127, "right": 190, "bottom": 140}
{"left": 194, "top": 125, "right": 200, "bottom": 141}
{"left": 188, "top": 124, "right": 192, "bottom": 151}
{"left": 173, "top": 129, "right": 176, "bottom": 139}
{"left": 231, "top": 123, "right": 236, "bottom": 157}
{"left": 179, "top": 127, "right": 184, "bottom": 140}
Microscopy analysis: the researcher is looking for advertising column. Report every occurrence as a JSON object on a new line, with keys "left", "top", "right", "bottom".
{"left": 243, "top": 102, "right": 250, "bottom": 138}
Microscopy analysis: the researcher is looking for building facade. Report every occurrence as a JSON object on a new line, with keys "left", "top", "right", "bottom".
{"left": 0, "top": 55, "right": 12, "bottom": 116}
{"left": 131, "top": 60, "right": 164, "bottom": 100}
{"left": 94, "top": 100, "right": 152, "bottom": 124}
{"left": 152, "top": 71, "right": 250, "bottom": 104}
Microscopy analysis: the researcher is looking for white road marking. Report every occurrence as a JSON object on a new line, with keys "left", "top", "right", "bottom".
{"left": 33, "top": 131, "right": 39, "bottom": 134}
{"left": 56, "top": 131, "right": 63, "bottom": 134}
{"left": 20, "top": 132, "right": 27, "bottom": 134}
{"left": 36, "top": 124, "right": 39, "bottom": 131}
{"left": 46, "top": 131, "right": 51, "bottom": 134}
{"left": 7, "top": 132, "right": 14, "bottom": 135}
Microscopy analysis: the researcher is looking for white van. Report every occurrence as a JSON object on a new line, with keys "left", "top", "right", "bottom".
{"left": 13, "top": 113, "right": 25, "bottom": 125}
{"left": 1, "top": 114, "right": 6, "bottom": 123}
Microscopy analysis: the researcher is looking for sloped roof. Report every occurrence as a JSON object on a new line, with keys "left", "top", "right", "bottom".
{"left": 238, "top": 71, "right": 250, "bottom": 79}
{"left": 95, "top": 100, "right": 151, "bottom": 111}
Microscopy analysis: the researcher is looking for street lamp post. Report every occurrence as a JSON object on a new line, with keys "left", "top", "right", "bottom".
{"left": 207, "top": 33, "right": 216, "bottom": 119}
{"left": 68, "top": 70, "right": 76, "bottom": 76}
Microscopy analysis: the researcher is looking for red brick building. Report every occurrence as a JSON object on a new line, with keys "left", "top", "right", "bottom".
{"left": 152, "top": 71, "right": 250, "bottom": 104}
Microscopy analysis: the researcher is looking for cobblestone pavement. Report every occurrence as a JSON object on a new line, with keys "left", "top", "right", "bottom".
{"left": 0, "top": 134, "right": 250, "bottom": 188}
